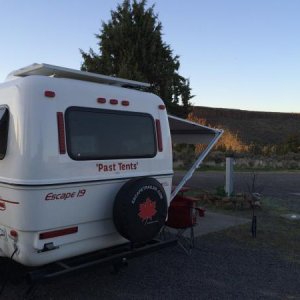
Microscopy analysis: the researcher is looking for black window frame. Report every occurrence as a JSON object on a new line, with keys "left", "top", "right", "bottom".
{"left": 0, "top": 106, "right": 9, "bottom": 160}
{"left": 65, "top": 106, "right": 157, "bottom": 161}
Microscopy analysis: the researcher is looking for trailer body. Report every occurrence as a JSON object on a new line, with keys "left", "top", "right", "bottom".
{"left": 0, "top": 64, "right": 222, "bottom": 266}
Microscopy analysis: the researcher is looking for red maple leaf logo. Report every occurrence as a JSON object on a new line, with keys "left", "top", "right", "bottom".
{"left": 138, "top": 198, "right": 157, "bottom": 222}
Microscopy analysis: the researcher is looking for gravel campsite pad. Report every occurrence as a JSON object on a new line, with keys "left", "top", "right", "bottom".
{"left": 1, "top": 234, "right": 299, "bottom": 299}
{"left": 1, "top": 171, "right": 300, "bottom": 299}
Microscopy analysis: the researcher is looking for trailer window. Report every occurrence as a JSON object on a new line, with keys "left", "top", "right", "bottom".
{"left": 65, "top": 107, "right": 156, "bottom": 160}
{"left": 0, "top": 107, "right": 9, "bottom": 160}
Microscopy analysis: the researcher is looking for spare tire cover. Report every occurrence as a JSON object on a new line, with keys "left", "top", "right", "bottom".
{"left": 113, "top": 177, "right": 168, "bottom": 243}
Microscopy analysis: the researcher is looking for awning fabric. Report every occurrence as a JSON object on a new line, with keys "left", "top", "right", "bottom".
{"left": 168, "top": 115, "right": 220, "bottom": 144}
{"left": 168, "top": 115, "right": 223, "bottom": 200}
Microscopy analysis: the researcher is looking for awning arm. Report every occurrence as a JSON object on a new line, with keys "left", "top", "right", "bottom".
{"left": 170, "top": 129, "right": 224, "bottom": 201}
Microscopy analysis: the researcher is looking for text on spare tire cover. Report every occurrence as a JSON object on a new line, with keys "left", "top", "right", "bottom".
{"left": 132, "top": 185, "right": 163, "bottom": 204}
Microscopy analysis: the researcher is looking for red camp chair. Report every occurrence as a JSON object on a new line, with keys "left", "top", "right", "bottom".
{"left": 165, "top": 195, "right": 205, "bottom": 254}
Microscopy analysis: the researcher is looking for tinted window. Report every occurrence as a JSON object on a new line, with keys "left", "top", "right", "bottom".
{"left": 0, "top": 107, "right": 9, "bottom": 160}
{"left": 65, "top": 107, "right": 156, "bottom": 160}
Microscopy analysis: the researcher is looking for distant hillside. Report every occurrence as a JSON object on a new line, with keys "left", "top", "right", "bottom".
{"left": 191, "top": 106, "right": 300, "bottom": 145}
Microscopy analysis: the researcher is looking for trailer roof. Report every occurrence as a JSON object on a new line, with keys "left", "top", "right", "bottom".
{"left": 7, "top": 63, "right": 150, "bottom": 88}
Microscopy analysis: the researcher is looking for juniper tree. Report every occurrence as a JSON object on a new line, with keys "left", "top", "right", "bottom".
{"left": 80, "top": 0, "right": 192, "bottom": 117}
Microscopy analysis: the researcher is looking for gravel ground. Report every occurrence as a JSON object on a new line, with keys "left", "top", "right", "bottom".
{"left": 1, "top": 171, "right": 299, "bottom": 299}
{"left": 1, "top": 234, "right": 299, "bottom": 299}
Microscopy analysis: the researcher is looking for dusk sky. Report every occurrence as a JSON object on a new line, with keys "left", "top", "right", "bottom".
{"left": 0, "top": 0, "right": 299, "bottom": 113}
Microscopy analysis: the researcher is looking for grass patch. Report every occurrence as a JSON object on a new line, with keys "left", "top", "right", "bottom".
{"left": 221, "top": 212, "right": 300, "bottom": 264}
{"left": 186, "top": 188, "right": 300, "bottom": 264}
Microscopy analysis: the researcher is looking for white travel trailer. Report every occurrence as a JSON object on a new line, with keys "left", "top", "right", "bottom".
{"left": 0, "top": 64, "right": 222, "bottom": 267}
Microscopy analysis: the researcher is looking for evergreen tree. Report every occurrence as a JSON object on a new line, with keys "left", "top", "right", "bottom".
{"left": 80, "top": 0, "right": 192, "bottom": 117}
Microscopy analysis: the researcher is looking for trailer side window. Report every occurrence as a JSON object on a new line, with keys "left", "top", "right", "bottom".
{"left": 0, "top": 107, "right": 9, "bottom": 160}
{"left": 65, "top": 107, "right": 156, "bottom": 160}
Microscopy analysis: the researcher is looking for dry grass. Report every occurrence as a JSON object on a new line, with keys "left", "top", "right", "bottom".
{"left": 187, "top": 188, "right": 300, "bottom": 264}
{"left": 191, "top": 106, "right": 300, "bottom": 145}
{"left": 187, "top": 112, "right": 248, "bottom": 153}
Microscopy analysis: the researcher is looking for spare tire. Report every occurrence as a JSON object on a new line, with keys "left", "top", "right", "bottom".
{"left": 113, "top": 177, "right": 168, "bottom": 243}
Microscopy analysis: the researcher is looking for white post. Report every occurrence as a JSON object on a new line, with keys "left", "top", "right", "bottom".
{"left": 225, "top": 157, "right": 234, "bottom": 196}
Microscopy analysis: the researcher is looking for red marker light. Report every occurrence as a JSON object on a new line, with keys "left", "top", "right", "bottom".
{"left": 97, "top": 97, "right": 106, "bottom": 104}
{"left": 57, "top": 112, "right": 66, "bottom": 154}
{"left": 156, "top": 119, "right": 163, "bottom": 152}
{"left": 121, "top": 100, "right": 130, "bottom": 106}
{"left": 10, "top": 230, "right": 18, "bottom": 238}
{"left": 110, "top": 99, "right": 118, "bottom": 105}
{"left": 0, "top": 202, "right": 6, "bottom": 210}
{"left": 39, "top": 226, "right": 78, "bottom": 240}
{"left": 44, "top": 91, "right": 56, "bottom": 98}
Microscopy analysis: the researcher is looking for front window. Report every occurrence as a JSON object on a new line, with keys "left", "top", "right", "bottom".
{"left": 0, "top": 107, "right": 9, "bottom": 160}
{"left": 65, "top": 107, "right": 156, "bottom": 160}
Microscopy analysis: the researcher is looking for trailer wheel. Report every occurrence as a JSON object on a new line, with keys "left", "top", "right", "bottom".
{"left": 113, "top": 177, "right": 168, "bottom": 243}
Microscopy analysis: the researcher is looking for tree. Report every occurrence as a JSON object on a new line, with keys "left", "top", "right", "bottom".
{"left": 80, "top": 0, "right": 192, "bottom": 117}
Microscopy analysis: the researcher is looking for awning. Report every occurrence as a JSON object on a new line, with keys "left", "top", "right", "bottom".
{"left": 168, "top": 115, "right": 223, "bottom": 200}
{"left": 168, "top": 115, "right": 220, "bottom": 144}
